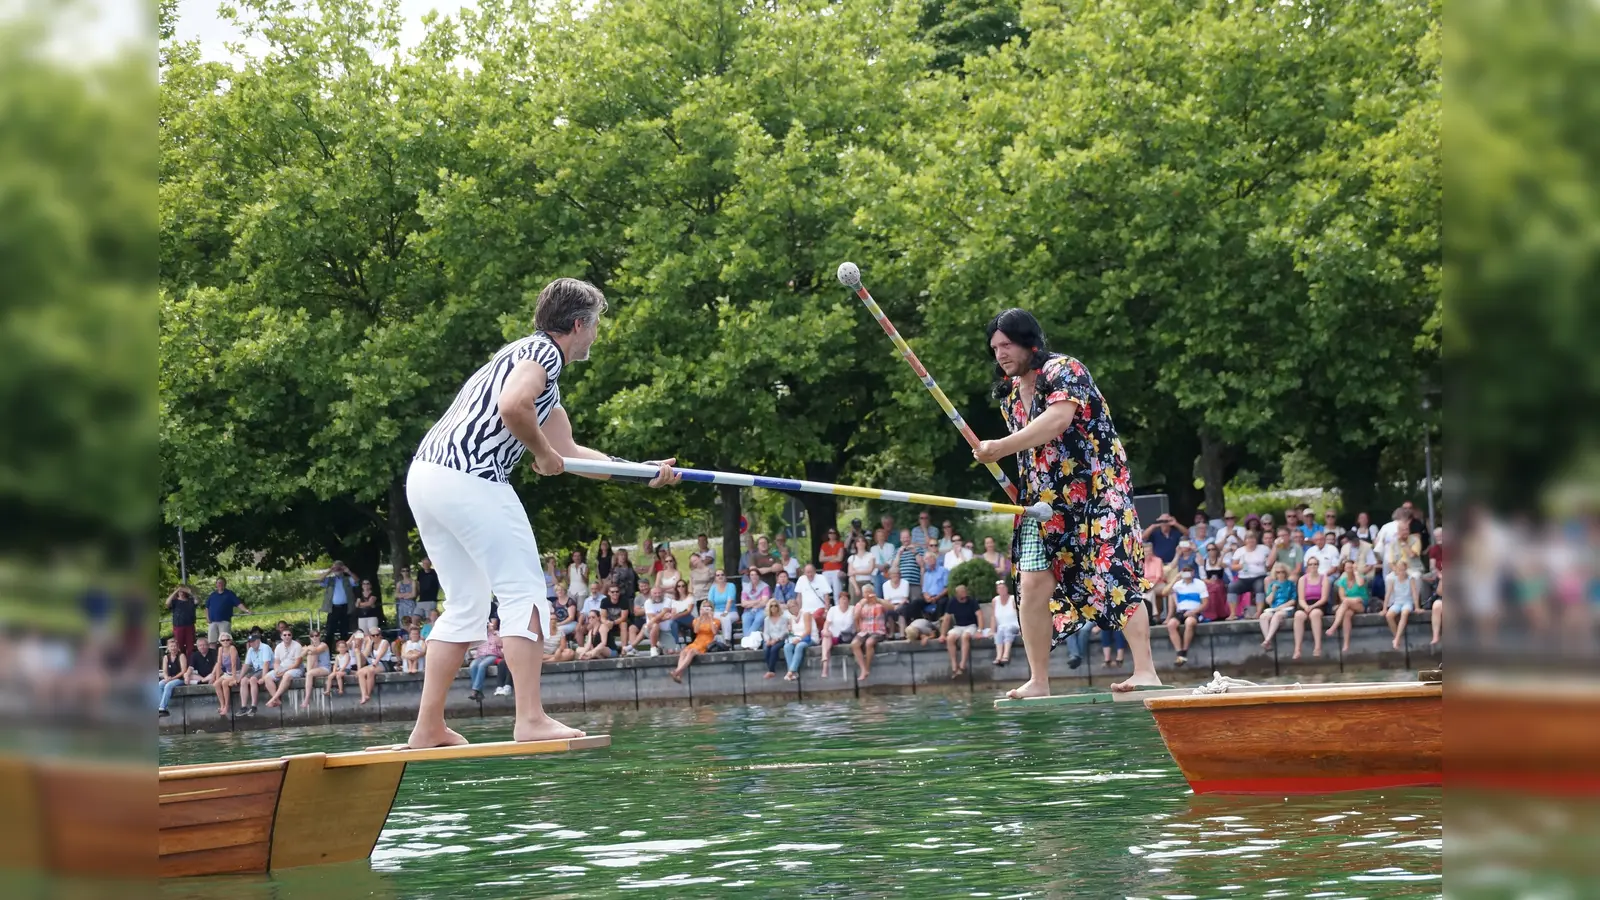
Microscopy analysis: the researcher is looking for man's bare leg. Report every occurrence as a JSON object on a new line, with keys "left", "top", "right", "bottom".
{"left": 407, "top": 640, "right": 470, "bottom": 749}
{"left": 502, "top": 634, "right": 585, "bottom": 742}
{"left": 1110, "top": 602, "right": 1162, "bottom": 691}
{"left": 1006, "top": 570, "right": 1055, "bottom": 700}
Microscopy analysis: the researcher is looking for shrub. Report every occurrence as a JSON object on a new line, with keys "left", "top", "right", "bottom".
{"left": 947, "top": 558, "right": 1002, "bottom": 602}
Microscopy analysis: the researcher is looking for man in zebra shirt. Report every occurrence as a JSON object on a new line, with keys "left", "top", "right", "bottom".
{"left": 406, "top": 278, "right": 678, "bottom": 749}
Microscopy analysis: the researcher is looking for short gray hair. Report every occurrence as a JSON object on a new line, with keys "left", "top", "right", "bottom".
{"left": 534, "top": 278, "right": 607, "bottom": 334}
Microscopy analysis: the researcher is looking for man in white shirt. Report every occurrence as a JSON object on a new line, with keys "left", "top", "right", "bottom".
{"left": 693, "top": 533, "right": 716, "bottom": 567}
{"left": 1304, "top": 531, "right": 1340, "bottom": 580}
{"left": 263, "top": 627, "right": 305, "bottom": 709}
{"left": 795, "top": 563, "right": 832, "bottom": 630}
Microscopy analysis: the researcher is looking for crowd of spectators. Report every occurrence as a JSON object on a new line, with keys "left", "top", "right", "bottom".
{"left": 162, "top": 500, "right": 1600, "bottom": 718}
{"left": 1144, "top": 501, "right": 1445, "bottom": 665}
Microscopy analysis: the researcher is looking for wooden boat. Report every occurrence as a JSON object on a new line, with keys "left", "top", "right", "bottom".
{"left": 1144, "top": 681, "right": 1440, "bottom": 794}
{"left": 1446, "top": 673, "right": 1600, "bottom": 795}
{"left": 158, "top": 734, "right": 609, "bottom": 878}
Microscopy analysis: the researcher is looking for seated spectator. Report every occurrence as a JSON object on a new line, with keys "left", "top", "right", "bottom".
{"left": 773, "top": 569, "right": 797, "bottom": 607}
{"left": 576, "top": 619, "right": 615, "bottom": 661}
{"left": 1431, "top": 570, "right": 1446, "bottom": 648}
{"left": 210, "top": 633, "right": 239, "bottom": 717}
{"left": 550, "top": 594, "right": 576, "bottom": 646}
{"left": 1227, "top": 532, "right": 1271, "bottom": 617}
{"left": 357, "top": 627, "right": 393, "bottom": 705}
{"left": 395, "top": 615, "right": 416, "bottom": 641}
{"left": 901, "top": 578, "right": 946, "bottom": 645}
{"left": 1383, "top": 518, "right": 1422, "bottom": 649}
{"left": 1142, "top": 542, "right": 1167, "bottom": 608}
{"left": 1200, "top": 543, "right": 1230, "bottom": 586}
{"left": 158, "top": 637, "right": 188, "bottom": 718}
{"left": 184, "top": 635, "right": 217, "bottom": 686}
{"left": 1099, "top": 624, "right": 1128, "bottom": 668}
{"left": 795, "top": 563, "right": 832, "bottom": 632}
{"left": 707, "top": 570, "right": 739, "bottom": 642}
{"left": 629, "top": 587, "right": 674, "bottom": 656}
{"left": 981, "top": 536, "right": 1004, "bottom": 571}
{"left": 1189, "top": 522, "right": 1215, "bottom": 554}
{"left": 1257, "top": 563, "right": 1297, "bottom": 650}
{"left": 238, "top": 630, "right": 272, "bottom": 717}
{"left": 740, "top": 568, "right": 773, "bottom": 639}
{"left": 667, "top": 580, "right": 695, "bottom": 647}
{"left": 669, "top": 601, "right": 719, "bottom": 683}
{"left": 991, "top": 581, "right": 1020, "bottom": 666}
{"left": 1292, "top": 557, "right": 1330, "bottom": 659}
{"left": 781, "top": 595, "right": 815, "bottom": 681}
{"left": 346, "top": 631, "right": 370, "bottom": 700}
{"left": 881, "top": 567, "right": 912, "bottom": 636}
{"left": 942, "top": 535, "right": 973, "bottom": 571}
{"left": 1326, "top": 559, "right": 1372, "bottom": 652}
{"left": 1165, "top": 567, "right": 1208, "bottom": 666}
{"left": 851, "top": 590, "right": 889, "bottom": 681}
{"left": 595, "top": 584, "right": 629, "bottom": 652}
{"left": 468, "top": 618, "right": 503, "bottom": 701}
{"left": 941, "top": 584, "right": 985, "bottom": 678}
{"left": 263, "top": 626, "right": 305, "bottom": 708}
{"left": 761, "top": 599, "right": 792, "bottom": 676}
{"left": 400, "top": 625, "right": 425, "bottom": 673}
{"left": 821, "top": 591, "right": 856, "bottom": 678}
{"left": 330, "top": 639, "right": 353, "bottom": 696}
{"left": 870, "top": 527, "right": 897, "bottom": 595}
{"left": 300, "top": 629, "right": 332, "bottom": 707}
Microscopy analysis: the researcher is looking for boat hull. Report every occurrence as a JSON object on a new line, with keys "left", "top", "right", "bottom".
{"left": 1144, "top": 682, "right": 1442, "bottom": 795}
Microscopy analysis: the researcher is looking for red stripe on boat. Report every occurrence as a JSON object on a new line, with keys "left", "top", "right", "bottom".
{"left": 1188, "top": 772, "right": 1442, "bottom": 794}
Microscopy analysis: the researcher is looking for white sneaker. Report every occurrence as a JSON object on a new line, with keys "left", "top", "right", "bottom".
{"left": 492, "top": 686, "right": 511, "bottom": 697}
{"left": 649, "top": 647, "right": 660, "bottom": 657}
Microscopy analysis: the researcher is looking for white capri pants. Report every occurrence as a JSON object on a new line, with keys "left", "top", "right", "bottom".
{"left": 406, "top": 461, "right": 552, "bottom": 647}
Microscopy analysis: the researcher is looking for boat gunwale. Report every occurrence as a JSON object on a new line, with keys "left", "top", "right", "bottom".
{"left": 160, "top": 759, "right": 289, "bottom": 782}
{"left": 1144, "top": 680, "right": 1440, "bottom": 710}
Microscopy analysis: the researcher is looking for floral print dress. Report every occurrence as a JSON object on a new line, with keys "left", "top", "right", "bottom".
{"left": 1003, "top": 353, "right": 1151, "bottom": 646}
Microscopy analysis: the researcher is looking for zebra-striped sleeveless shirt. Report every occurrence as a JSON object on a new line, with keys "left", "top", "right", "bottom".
{"left": 414, "top": 332, "right": 564, "bottom": 483}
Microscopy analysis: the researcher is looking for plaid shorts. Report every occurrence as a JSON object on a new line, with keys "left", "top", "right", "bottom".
{"left": 1018, "top": 524, "right": 1051, "bottom": 572}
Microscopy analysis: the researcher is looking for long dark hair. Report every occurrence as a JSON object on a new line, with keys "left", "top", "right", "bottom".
{"left": 985, "top": 308, "right": 1052, "bottom": 399}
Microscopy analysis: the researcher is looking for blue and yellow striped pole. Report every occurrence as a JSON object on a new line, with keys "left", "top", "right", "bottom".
{"left": 836, "top": 262, "right": 1020, "bottom": 503}
{"left": 561, "top": 458, "right": 1052, "bottom": 520}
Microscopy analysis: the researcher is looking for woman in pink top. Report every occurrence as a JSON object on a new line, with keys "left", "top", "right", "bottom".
{"left": 467, "top": 619, "right": 504, "bottom": 701}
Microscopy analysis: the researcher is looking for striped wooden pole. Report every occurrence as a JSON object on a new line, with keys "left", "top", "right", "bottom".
{"left": 835, "top": 262, "right": 1020, "bottom": 503}
{"left": 562, "top": 458, "right": 1052, "bottom": 520}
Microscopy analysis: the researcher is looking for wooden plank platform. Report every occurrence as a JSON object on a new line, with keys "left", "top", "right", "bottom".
{"left": 333, "top": 734, "right": 611, "bottom": 767}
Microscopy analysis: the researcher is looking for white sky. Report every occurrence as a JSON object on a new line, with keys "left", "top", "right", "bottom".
{"left": 171, "top": 0, "right": 476, "bottom": 63}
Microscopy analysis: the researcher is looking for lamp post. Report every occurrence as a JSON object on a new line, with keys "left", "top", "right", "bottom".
{"left": 1422, "top": 397, "right": 1436, "bottom": 534}
{"left": 178, "top": 525, "right": 188, "bottom": 584}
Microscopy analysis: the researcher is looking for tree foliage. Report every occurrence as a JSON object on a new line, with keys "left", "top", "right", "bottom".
{"left": 160, "top": 0, "right": 1440, "bottom": 576}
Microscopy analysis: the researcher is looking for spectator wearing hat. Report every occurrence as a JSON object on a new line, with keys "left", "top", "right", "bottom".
{"left": 1217, "top": 510, "right": 1246, "bottom": 544}
{"left": 237, "top": 629, "right": 272, "bottom": 717}
{"left": 1142, "top": 513, "right": 1184, "bottom": 564}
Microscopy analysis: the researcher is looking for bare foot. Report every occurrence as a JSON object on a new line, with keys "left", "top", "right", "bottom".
{"left": 1341, "top": 642, "right": 1351, "bottom": 652}
{"left": 1110, "top": 670, "right": 1162, "bottom": 692}
{"left": 859, "top": 669, "right": 871, "bottom": 682}
{"left": 1292, "top": 651, "right": 1302, "bottom": 660}
{"left": 359, "top": 696, "right": 370, "bottom": 705}
{"left": 1325, "top": 626, "right": 1337, "bottom": 636}
{"left": 670, "top": 669, "right": 682, "bottom": 683}
{"left": 1313, "top": 648, "right": 1323, "bottom": 657}
{"left": 513, "top": 715, "right": 585, "bottom": 742}
{"left": 266, "top": 698, "right": 280, "bottom": 708}
{"left": 1005, "top": 678, "right": 1050, "bottom": 700}
{"left": 763, "top": 671, "right": 775, "bottom": 679}
{"left": 1430, "top": 637, "right": 1440, "bottom": 647}
{"left": 1261, "top": 640, "right": 1270, "bottom": 649}
{"left": 406, "top": 724, "right": 468, "bottom": 750}
{"left": 1391, "top": 637, "right": 1402, "bottom": 649}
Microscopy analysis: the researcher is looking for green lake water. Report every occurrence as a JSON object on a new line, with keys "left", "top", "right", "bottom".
{"left": 158, "top": 692, "right": 1441, "bottom": 899}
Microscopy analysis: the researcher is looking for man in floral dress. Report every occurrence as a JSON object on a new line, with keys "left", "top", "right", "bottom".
{"left": 973, "top": 308, "right": 1162, "bottom": 698}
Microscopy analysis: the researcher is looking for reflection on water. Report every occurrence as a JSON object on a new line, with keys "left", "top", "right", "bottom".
{"left": 160, "top": 694, "right": 1441, "bottom": 898}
